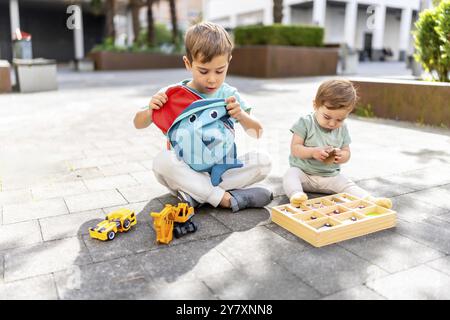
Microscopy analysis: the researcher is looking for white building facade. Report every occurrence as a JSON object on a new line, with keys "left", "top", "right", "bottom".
{"left": 203, "top": 0, "right": 426, "bottom": 61}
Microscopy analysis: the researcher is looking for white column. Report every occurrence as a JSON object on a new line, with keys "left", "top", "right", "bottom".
{"left": 372, "top": 4, "right": 386, "bottom": 61}
{"left": 9, "top": 0, "right": 20, "bottom": 38}
{"left": 126, "top": 8, "right": 134, "bottom": 47}
{"left": 344, "top": 0, "right": 357, "bottom": 49}
{"left": 230, "top": 14, "right": 237, "bottom": 29}
{"left": 312, "top": 0, "right": 326, "bottom": 26}
{"left": 72, "top": 5, "right": 84, "bottom": 61}
{"left": 282, "top": 4, "right": 291, "bottom": 24}
{"left": 263, "top": 0, "right": 273, "bottom": 25}
{"left": 398, "top": 8, "right": 412, "bottom": 61}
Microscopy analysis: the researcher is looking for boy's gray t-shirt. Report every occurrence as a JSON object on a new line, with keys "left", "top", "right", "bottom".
{"left": 289, "top": 112, "right": 351, "bottom": 177}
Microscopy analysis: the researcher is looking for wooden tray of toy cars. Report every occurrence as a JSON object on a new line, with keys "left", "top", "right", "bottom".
{"left": 271, "top": 193, "right": 396, "bottom": 247}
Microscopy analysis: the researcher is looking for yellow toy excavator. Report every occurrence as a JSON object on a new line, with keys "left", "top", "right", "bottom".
{"left": 150, "top": 203, "right": 198, "bottom": 244}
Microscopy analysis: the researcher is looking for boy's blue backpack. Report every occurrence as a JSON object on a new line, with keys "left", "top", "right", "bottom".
{"left": 166, "top": 87, "right": 243, "bottom": 186}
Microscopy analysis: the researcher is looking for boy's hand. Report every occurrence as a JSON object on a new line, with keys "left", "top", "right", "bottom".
{"left": 226, "top": 96, "right": 243, "bottom": 120}
{"left": 149, "top": 92, "right": 168, "bottom": 110}
{"left": 312, "top": 147, "right": 332, "bottom": 162}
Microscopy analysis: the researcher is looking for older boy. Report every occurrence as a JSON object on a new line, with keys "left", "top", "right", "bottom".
{"left": 134, "top": 22, "right": 272, "bottom": 212}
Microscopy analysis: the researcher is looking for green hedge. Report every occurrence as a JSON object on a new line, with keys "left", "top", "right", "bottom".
{"left": 234, "top": 24, "right": 324, "bottom": 47}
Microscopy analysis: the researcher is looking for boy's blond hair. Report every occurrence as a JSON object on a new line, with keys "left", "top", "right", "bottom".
{"left": 184, "top": 21, "right": 233, "bottom": 63}
{"left": 314, "top": 79, "right": 358, "bottom": 110}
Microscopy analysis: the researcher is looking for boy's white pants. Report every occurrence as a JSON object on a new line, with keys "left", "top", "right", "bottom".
{"left": 283, "top": 166, "right": 370, "bottom": 199}
{"left": 153, "top": 150, "right": 272, "bottom": 207}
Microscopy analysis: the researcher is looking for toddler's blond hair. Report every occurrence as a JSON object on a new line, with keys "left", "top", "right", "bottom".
{"left": 314, "top": 79, "right": 358, "bottom": 110}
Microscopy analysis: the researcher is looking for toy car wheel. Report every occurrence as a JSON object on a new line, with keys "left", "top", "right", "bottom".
{"left": 174, "top": 226, "right": 182, "bottom": 238}
{"left": 191, "top": 221, "right": 198, "bottom": 232}
{"left": 123, "top": 219, "right": 131, "bottom": 231}
{"left": 107, "top": 231, "right": 116, "bottom": 240}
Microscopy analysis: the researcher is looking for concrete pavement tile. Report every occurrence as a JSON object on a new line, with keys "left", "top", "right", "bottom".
{"left": 395, "top": 219, "right": 450, "bottom": 254}
{"left": 384, "top": 166, "right": 450, "bottom": 192}
{"left": 98, "top": 162, "right": 146, "bottom": 176}
{"left": 68, "top": 156, "right": 114, "bottom": 170}
{"left": 214, "top": 226, "right": 306, "bottom": 268}
{"left": 117, "top": 184, "right": 167, "bottom": 203}
{"left": 0, "top": 255, "right": 4, "bottom": 283}
{"left": 142, "top": 279, "right": 217, "bottom": 300}
{"left": 82, "top": 147, "right": 124, "bottom": 158}
{"left": 54, "top": 258, "right": 152, "bottom": 300}
{"left": 367, "top": 265, "right": 450, "bottom": 299}
{"left": 210, "top": 207, "right": 271, "bottom": 232}
{"left": 39, "top": 210, "right": 105, "bottom": 241}
{"left": 0, "top": 274, "right": 58, "bottom": 300}
{"left": 275, "top": 246, "right": 388, "bottom": 296}
{"left": 391, "top": 193, "right": 449, "bottom": 223}
{"left": 64, "top": 190, "right": 127, "bottom": 212}
{"left": 83, "top": 221, "right": 156, "bottom": 262}
{"left": 406, "top": 186, "right": 450, "bottom": 211}
{"left": 31, "top": 181, "right": 88, "bottom": 200}
{"left": 0, "top": 220, "right": 43, "bottom": 251}
{"left": 61, "top": 167, "right": 105, "bottom": 181}
{"left": 83, "top": 174, "right": 139, "bottom": 192}
{"left": 137, "top": 237, "right": 236, "bottom": 283}
{"left": 3, "top": 198, "right": 69, "bottom": 224}
{"left": 92, "top": 139, "right": 130, "bottom": 149}
{"left": 129, "top": 171, "right": 161, "bottom": 187}
{"left": 202, "top": 262, "right": 321, "bottom": 300}
{"left": 4, "top": 237, "right": 92, "bottom": 282}
{"left": 0, "top": 189, "right": 33, "bottom": 206}
{"left": 427, "top": 256, "right": 450, "bottom": 277}
{"left": 140, "top": 160, "right": 153, "bottom": 170}
{"left": 265, "top": 223, "right": 312, "bottom": 247}
{"left": 339, "top": 230, "right": 444, "bottom": 273}
{"left": 355, "top": 177, "right": 416, "bottom": 198}
{"left": 111, "top": 152, "right": 153, "bottom": 164}
{"left": 321, "top": 285, "right": 386, "bottom": 300}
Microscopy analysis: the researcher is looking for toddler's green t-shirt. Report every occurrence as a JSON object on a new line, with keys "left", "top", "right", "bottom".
{"left": 289, "top": 112, "right": 351, "bottom": 177}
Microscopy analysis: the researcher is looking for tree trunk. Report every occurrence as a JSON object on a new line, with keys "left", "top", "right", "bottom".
{"left": 168, "top": 0, "right": 179, "bottom": 46}
{"left": 147, "top": 0, "right": 156, "bottom": 46}
{"left": 273, "top": 0, "right": 283, "bottom": 23}
{"left": 105, "top": 0, "right": 116, "bottom": 40}
{"left": 130, "top": 0, "right": 143, "bottom": 42}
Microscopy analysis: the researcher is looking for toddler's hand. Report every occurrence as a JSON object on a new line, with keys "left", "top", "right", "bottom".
{"left": 149, "top": 92, "right": 168, "bottom": 110}
{"left": 312, "top": 147, "right": 332, "bottom": 162}
{"left": 333, "top": 148, "right": 344, "bottom": 164}
{"left": 226, "top": 96, "right": 242, "bottom": 120}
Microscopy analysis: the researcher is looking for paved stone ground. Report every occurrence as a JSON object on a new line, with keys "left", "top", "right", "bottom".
{"left": 1, "top": 64, "right": 450, "bottom": 300}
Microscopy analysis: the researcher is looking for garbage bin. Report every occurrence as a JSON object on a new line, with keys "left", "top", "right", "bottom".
{"left": 340, "top": 44, "right": 359, "bottom": 75}
{"left": 12, "top": 31, "right": 33, "bottom": 60}
{"left": 13, "top": 58, "right": 57, "bottom": 93}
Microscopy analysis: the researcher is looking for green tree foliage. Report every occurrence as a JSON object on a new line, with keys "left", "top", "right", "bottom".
{"left": 414, "top": 1, "right": 450, "bottom": 82}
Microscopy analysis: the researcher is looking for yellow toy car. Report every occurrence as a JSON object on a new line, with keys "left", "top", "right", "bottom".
{"left": 89, "top": 208, "right": 137, "bottom": 241}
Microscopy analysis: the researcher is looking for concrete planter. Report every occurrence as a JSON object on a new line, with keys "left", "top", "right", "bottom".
{"left": 228, "top": 45, "right": 339, "bottom": 78}
{"left": 89, "top": 51, "right": 184, "bottom": 70}
{"left": 0, "top": 60, "right": 12, "bottom": 93}
{"left": 351, "top": 78, "right": 450, "bottom": 127}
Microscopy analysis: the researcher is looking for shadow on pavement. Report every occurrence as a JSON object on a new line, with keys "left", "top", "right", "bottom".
{"left": 54, "top": 193, "right": 271, "bottom": 299}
